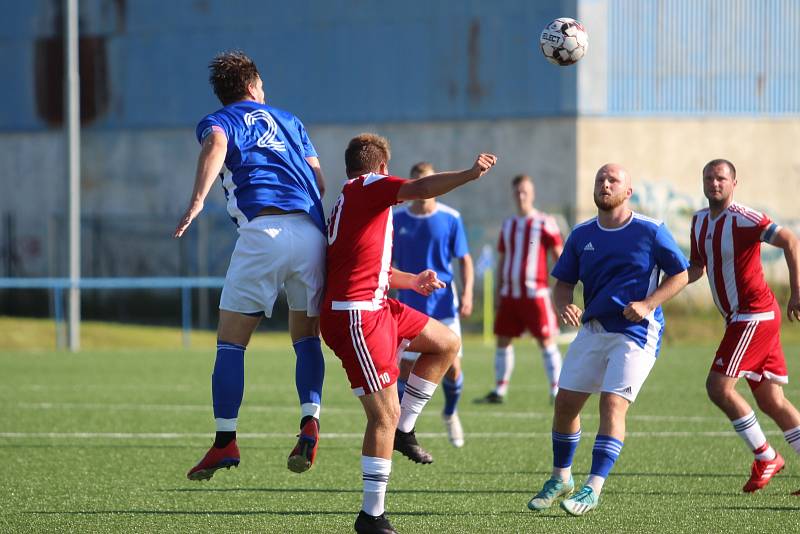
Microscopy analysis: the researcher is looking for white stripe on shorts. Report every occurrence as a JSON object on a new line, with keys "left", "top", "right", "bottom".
{"left": 726, "top": 321, "right": 757, "bottom": 377}
{"left": 349, "top": 310, "right": 381, "bottom": 394}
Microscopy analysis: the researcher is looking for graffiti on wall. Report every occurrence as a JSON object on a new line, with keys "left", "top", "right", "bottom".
{"left": 630, "top": 181, "right": 799, "bottom": 267}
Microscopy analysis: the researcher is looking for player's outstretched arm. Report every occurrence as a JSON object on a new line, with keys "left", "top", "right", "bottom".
{"left": 554, "top": 279, "right": 582, "bottom": 327}
{"left": 623, "top": 270, "right": 689, "bottom": 322}
{"left": 686, "top": 262, "right": 705, "bottom": 284}
{"left": 769, "top": 226, "right": 800, "bottom": 322}
{"left": 397, "top": 153, "right": 497, "bottom": 201}
{"left": 173, "top": 131, "right": 227, "bottom": 238}
{"left": 391, "top": 268, "right": 445, "bottom": 296}
{"left": 459, "top": 253, "right": 475, "bottom": 316}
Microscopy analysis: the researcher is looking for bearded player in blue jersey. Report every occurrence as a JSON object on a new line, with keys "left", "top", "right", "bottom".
{"left": 174, "top": 51, "right": 327, "bottom": 480}
{"left": 527, "top": 164, "right": 689, "bottom": 515}
{"left": 393, "top": 162, "right": 474, "bottom": 454}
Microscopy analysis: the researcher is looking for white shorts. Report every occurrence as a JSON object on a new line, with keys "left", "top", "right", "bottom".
{"left": 220, "top": 213, "right": 326, "bottom": 318}
{"left": 558, "top": 320, "right": 657, "bottom": 402}
{"left": 400, "top": 316, "right": 462, "bottom": 361}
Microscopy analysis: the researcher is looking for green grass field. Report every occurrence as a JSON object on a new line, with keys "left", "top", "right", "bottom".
{"left": 1, "top": 317, "right": 800, "bottom": 533}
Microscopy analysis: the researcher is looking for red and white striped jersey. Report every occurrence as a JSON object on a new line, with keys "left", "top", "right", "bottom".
{"left": 323, "top": 173, "right": 406, "bottom": 311}
{"left": 690, "top": 203, "right": 780, "bottom": 322}
{"left": 497, "top": 211, "right": 562, "bottom": 299}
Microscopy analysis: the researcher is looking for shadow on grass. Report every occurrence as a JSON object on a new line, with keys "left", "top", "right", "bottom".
{"left": 0, "top": 443, "right": 355, "bottom": 451}
{"left": 456, "top": 470, "right": 756, "bottom": 480}
{"left": 21, "top": 510, "right": 541, "bottom": 517}
{"left": 160, "top": 487, "right": 531, "bottom": 495}
{"left": 458, "top": 470, "right": 800, "bottom": 480}
{"left": 713, "top": 505, "right": 800, "bottom": 512}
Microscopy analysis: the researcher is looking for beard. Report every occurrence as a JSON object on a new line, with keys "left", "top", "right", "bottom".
{"left": 705, "top": 190, "right": 731, "bottom": 210}
{"left": 594, "top": 191, "right": 626, "bottom": 211}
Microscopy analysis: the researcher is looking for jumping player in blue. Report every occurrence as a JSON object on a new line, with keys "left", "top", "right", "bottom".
{"left": 174, "top": 51, "right": 327, "bottom": 480}
{"left": 393, "top": 162, "right": 474, "bottom": 452}
{"left": 527, "top": 163, "right": 689, "bottom": 515}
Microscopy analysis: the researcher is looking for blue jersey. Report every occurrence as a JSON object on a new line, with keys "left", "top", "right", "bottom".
{"left": 551, "top": 213, "right": 688, "bottom": 354}
{"left": 196, "top": 101, "right": 325, "bottom": 234}
{"left": 393, "top": 203, "right": 470, "bottom": 319}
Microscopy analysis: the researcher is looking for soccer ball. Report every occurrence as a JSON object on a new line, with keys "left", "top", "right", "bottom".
{"left": 540, "top": 18, "right": 588, "bottom": 66}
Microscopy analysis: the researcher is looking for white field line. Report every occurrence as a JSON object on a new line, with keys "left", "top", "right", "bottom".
{"left": 11, "top": 402, "right": 724, "bottom": 423}
{"left": 0, "top": 384, "right": 298, "bottom": 392}
{"left": 0, "top": 430, "right": 786, "bottom": 440}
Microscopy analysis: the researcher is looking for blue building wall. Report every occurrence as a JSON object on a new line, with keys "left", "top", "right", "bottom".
{"left": 0, "top": 0, "right": 578, "bottom": 131}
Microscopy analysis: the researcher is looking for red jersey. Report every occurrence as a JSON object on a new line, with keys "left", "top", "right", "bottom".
{"left": 690, "top": 203, "right": 780, "bottom": 323}
{"left": 324, "top": 173, "right": 406, "bottom": 310}
{"left": 497, "top": 212, "right": 562, "bottom": 299}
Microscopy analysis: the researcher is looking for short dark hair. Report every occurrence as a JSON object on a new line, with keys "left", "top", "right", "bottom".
{"left": 208, "top": 51, "right": 260, "bottom": 106}
{"left": 512, "top": 174, "right": 533, "bottom": 187}
{"left": 345, "top": 133, "right": 391, "bottom": 177}
{"left": 410, "top": 162, "right": 434, "bottom": 178}
{"left": 703, "top": 159, "right": 736, "bottom": 179}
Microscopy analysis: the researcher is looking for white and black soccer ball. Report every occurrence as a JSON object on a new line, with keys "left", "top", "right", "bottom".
{"left": 540, "top": 17, "right": 588, "bottom": 66}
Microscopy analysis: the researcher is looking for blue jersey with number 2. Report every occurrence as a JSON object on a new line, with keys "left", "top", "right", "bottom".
{"left": 196, "top": 101, "right": 325, "bottom": 233}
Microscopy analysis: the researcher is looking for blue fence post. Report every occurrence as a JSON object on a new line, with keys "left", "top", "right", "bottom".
{"left": 181, "top": 286, "right": 191, "bottom": 348}
{"left": 53, "top": 287, "right": 66, "bottom": 350}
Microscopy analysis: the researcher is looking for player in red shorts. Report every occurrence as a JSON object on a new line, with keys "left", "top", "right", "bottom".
{"left": 688, "top": 159, "right": 800, "bottom": 494}
{"left": 320, "top": 133, "right": 496, "bottom": 533}
{"left": 477, "top": 174, "right": 564, "bottom": 404}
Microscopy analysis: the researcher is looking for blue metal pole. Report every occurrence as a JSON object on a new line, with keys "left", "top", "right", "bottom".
{"left": 181, "top": 286, "right": 191, "bottom": 348}
{"left": 54, "top": 287, "right": 65, "bottom": 350}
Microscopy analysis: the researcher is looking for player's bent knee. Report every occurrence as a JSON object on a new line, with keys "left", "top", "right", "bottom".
{"left": 442, "top": 328, "right": 460, "bottom": 355}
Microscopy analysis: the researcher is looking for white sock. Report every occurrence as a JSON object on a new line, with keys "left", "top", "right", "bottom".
{"left": 552, "top": 466, "right": 571, "bottom": 481}
{"left": 542, "top": 344, "right": 562, "bottom": 393}
{"left": 784, "top": 425, "right": 800, "bottom": 455}
{"left": 397, "top": 374, "right": 437, "bottom": 433}
{"left": 494, "top": 346, "right": 515, "bottom": 396}
{"left": 732, "top": 411, "right": 775, "bottom": 460}
{"left": 586, "top": 475, "right": 605, "bottom": 494}
{"left": 215, "top": 417, "right": 237, "bottom": 432}
{"left": 301, "top": 402, "right": 320, "bottom": 420}
{"left": 361, "top": 456, "right": 391, "bottom": 517}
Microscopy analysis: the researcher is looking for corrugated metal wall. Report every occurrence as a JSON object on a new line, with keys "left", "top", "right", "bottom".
{"left": 607, "top": 0, "right": 800, "bottom": 115}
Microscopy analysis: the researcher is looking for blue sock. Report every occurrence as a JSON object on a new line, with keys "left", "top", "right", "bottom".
{"left": 397, "top": 378, "right": 407, "bottom": 401}
{"left": 553, "top": 430, "right": 582, "bottom": 469}
{"left": 212, "top": 342, "right": 246, "bottom": 421}
{"left": 442, "top": 373, "right": 463, "bottom": 416}
{"left": 294, "top": 336, "right": 325, "bottom": 419}
{"left": 590, "top": 435, "right": 624, "bottom": 478}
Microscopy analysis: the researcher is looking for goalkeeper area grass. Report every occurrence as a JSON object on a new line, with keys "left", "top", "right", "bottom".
{"left": 1, "top": 317, "right": 799, "bottom": 532}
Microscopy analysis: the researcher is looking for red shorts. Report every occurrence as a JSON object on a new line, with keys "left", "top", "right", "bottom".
{"left": 494, "top": 294, "right": 559, "bottom": 340}
{"left": 320, "top": 298, "right": 429, "bottom": 396}
{"left": 713, "top": 304, "right": 787, "bottom": 389}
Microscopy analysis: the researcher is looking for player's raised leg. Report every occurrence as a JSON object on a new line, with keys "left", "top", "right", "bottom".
{"left": 187, "top": 310, "right": 260, "bottom": 481}
{"left": 287, "top": 311, "right": 325, "bottom": 473}
{"left": 528, "top": 388, "right": 587, "bottom": 511}
{"left": 285, "top": 221, "right": 327, "bottom": 473}
{"left": 397, "top": 318, "right": 459, "bottom": 463}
